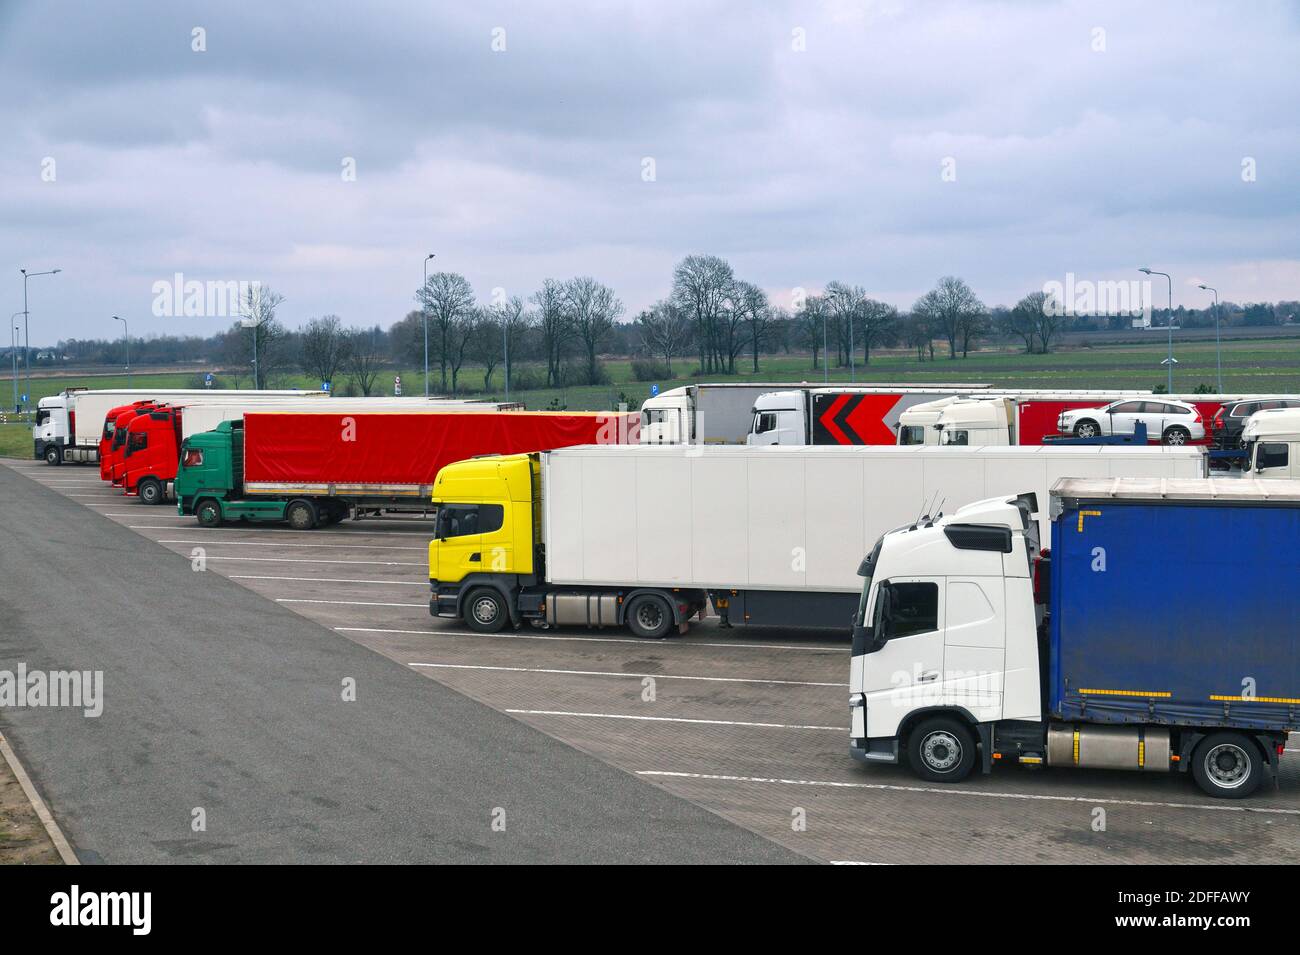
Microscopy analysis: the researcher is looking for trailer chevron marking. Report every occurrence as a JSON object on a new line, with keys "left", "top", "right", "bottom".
{"left": 1076, "top": 509, "right": 1101, "bottom": 531}
{"left": 635, "top": 771, "right": 1300, "bottom": 815}
{"left": 414, "top": 662, "right": 845, "bottom": 687}
{"left": 1078, "top": 687, "right": 1171, "bottom": 698}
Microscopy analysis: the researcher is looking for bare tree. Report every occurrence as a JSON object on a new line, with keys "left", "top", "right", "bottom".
{"left": 531, "top": 278, "right": 572, "bottom": 387}
{"left": 470, "top": 308, "right": 503, "bottom": 390}
{"left": 637, "top": 300, "right": 693, "bottom": 375}
{"left": 299, "top": 314, "right": 351, "bottom": 389}
{"left": 794, "top": 294, "right": 829, "bottom": 371}
{"left": 825, "top": 281, "right": 864, "bottom": 368}
{"left": 563, "top": 276, "right": 622, "bottom": 383}
{"left": 237, "top": 284, "right": 287, "bottom": 388}
{"left": 446, "top": 314, "right": 476, "bottom": 393}
{"left": 342, "top": 326, "right": 384, "bottom": 396}
{"left": 671, "top": 254, "right": 734, "bottom": 374}
{"left": 490, "top": 295, "right": 533, "bottom": 389}
{"left": 416, "top": 272, "right": 475, "bottom": 390}
{"left": 859, "top": 298, "right": 899, "bottom": 365}
{"left": 912, "top": 276, "right": 986, "bottom": 359}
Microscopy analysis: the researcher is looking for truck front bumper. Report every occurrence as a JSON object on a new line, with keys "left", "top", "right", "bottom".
{"left": 429, "top": 580, "right": 459, "bottom": 618}
{"left": 850, "top": 737, "right": 900, "bottom": 766}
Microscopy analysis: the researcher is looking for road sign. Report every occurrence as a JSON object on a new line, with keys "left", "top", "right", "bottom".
{"left": 204, "top": 373, "right": 213, "bottom": 388}
{"left": 394, "top": 375, "right": 402, "bottom": 397}
{"left": 650, "top": 384, "right": 659, "bottom": 397}
{"left": 322, "top": 381, "right": 331, "bottom": 392}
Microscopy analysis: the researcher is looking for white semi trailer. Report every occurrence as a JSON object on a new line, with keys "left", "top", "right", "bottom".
{"left": 428, "top": 443, "right": 1204, "bottom": 635}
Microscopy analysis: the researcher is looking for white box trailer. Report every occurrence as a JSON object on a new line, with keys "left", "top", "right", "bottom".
{"left": 428, "top": 443, "right": 1205, "bottom": 636}
{"left": 34, "top": 388, "right": 328, "bottom": 463}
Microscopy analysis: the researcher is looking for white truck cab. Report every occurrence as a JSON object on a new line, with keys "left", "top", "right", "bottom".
{"left": 639, "top": 387, "right": 692, "bottom": 444}
{"left": 895, "top": 396, "right": 963, "bottom": 446}
{"left": 849, "top": 494, "right": 1042, "bottom": 765}
{"left": 935, "top": 397, "right": 1014, "bottom": 447}
{"left": 33, "top": 393, "right": 74, "bottom": 461}
{"left": 1241, "top": 407, "right": 1300, "bottom": 478}
{"left": 746, "top": 389, "right": 807, "bottom": 446}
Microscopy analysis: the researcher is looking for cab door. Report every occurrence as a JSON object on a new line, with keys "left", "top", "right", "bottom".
{"left": 433, "top": 503, "right": 485, "bottom": 583}
{"left": 860, "top": 577, "right": 945, "bottom": 739}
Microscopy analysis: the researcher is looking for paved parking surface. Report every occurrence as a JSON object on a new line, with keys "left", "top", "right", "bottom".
{"left": 5, "top": 457, "right": 1299, "bottom": 864}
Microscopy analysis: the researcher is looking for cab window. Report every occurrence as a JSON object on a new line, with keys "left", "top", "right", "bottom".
{"left": 436, "top": 504, "right": 504, "bottom": 538}
{"left": 753, "top": 412, "right": 778, "bottom": 434}
{"left": 897, "top": 425, "right": 925, "bottom": 446}
{"left": 181, "top": 448, "right": 204, "bottom": 468}
{"left": 1258, "top": 443, "right": 1289, "bottom": 470}
{"left": 941, "top": 429, "right": 969, "bottom": 446}
{"left": 874, "top": 581, "right": 939, "bottom": 640}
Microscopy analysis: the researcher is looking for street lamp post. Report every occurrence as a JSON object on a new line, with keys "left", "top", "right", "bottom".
{"left": 113, "top": 316, "right": 131, "bottom": 389}
{"left": 19, "top": 267, "right": 61, "bottom": 410}
{"left": 822, "top": 307, "right": 828, "bottom": 385}
{"left": 503, "top": 306, "right": 510, "bottom": 403}
{"left": 1139, "top": 268, "right": 1174, "bottom": 392}
{"left": 422, "top": 254, "right": 435, "bottom": 397}
{"left": 1198, "top": 284, "right": 1222, "bottom": 394}
{"left": 10, "top": 316, "right": 22, "bottom": 413}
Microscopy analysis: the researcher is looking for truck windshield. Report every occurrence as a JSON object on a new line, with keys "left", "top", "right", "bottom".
{"left": 435, "top": 504, "right": 504, "bottom": 539}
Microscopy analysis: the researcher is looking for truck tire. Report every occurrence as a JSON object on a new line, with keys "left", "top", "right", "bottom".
{"left": 195, "top": 499, "right": 222, "bottom": 528}
{"left": 1191, "top": 733, "right": 1263, "bottom": 798}
{"left": 1073, "top": 420, "right": 1100, "bottom": 439}
{"left": 44, "top": 445, "right": 61, "bottom": 465}
{"left": 286, "top": 499, "right": 318, "bottom": 530}
{"left": 907, "top": 716, "right": 977, "bottom": 783}
{"left": 625, "top": 594, "right": 673, "bottom": 639}
{"left": 464, "top": 587, "right": 507, "bottom": 633}
{"left": 138, "top": 477, "right": 164, "bottom": 506}
{"left": 1162, "top": 426, "right": 1190, "bottom": 446}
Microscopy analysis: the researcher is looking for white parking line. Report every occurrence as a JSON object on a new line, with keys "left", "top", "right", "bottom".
{"left": 232, "top": 574, "right": 428, "bottom": 587}
{"left": 506, "top": 708, "right": 846, "bottom": 731}
{"left": 337, "top": 626, "right": 844, "bottom": 653}
{"left": 414, "top": 661, "right": 845, "bottom": 687}
{"left": 636, "top": 771, "right": 1300, "bottom": 816}
{"left": 157, "top": 538, "right": 423, "bottom": 551}
{"left": 279, "top": 598, "right": 426, "bottom": 608}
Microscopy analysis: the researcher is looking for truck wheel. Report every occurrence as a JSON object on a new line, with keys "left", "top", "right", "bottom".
{"left": 1073, "top": 420, "right": 1100, "bottom": 439}
{"left": 286, "top": 500, "right": 318, "bottom": 530}
{"left": 625, "top": 594, "right": 672, "bottom": 639}
{"left": 44, "top": 446, "right": 61, "bottom": 465}
{"left": 464, "top": 587, "right": 507, "bottom": 633}
{"left": 907, "top": 716, "right": 977, "bottom": 783}
{"left": 195, "top": 500, "right": 222, "bottom": 528}
{"left": 1162, "top": 426, "right": 1190, "bottom": 446}
{"left": 1191, "top": 733, "right": 1263, "bottom": 799}
{"left": 138, "top": 477, "right": 163, "bottom": 506}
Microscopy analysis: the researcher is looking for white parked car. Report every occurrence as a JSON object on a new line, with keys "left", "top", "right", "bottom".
{"left": 1057, "top": 398, "right": 1205, "bottom": 445}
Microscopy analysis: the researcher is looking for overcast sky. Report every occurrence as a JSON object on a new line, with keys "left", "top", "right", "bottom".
{"left": 3, "top": 0, "right": 1298, "bottom": 344}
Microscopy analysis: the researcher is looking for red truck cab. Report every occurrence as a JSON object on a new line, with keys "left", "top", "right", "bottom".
{"left": 121, "top": 405, "right": 185, "bottom": 504}
{"left": 107, "top": 405, "right": 158, "bottom": 484}
{"left": 99, "top": 401, "right": 156, "bottom": 480}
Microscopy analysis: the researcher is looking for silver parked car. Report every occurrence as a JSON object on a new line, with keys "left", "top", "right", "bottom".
{"left": 1057, "top": 398, "right": 1205, "bottom": 445}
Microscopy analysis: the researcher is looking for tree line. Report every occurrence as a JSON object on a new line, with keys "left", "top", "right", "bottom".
{"left": 16, "top": 257, "right": 1300, "bottom": 392}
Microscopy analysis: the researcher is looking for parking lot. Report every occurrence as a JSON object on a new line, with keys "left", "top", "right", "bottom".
{"left": 6, "top": 457, "right": 1300, "bottom": 864}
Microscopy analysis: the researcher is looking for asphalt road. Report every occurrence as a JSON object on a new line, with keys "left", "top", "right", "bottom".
{"left": 0, "top": 463, "right": 805, "bottom": 863}
{"left": 6, "top": 457, "right": 1300, "bottom": 864}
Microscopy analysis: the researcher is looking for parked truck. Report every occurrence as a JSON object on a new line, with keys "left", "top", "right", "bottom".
{"left": 34, "top": 388, "right": 326, "bottom": 465}
{"left": 175, "top": 409, "right": 637, "bottom": 528}
{"left": 119, "top": 397, "right": 513, "bottom": 503}
{"left": 1240, "top": 407, "right": 1300, "bottom": 478}
{"left": 849, "top": 476, "right": 1300, "bottom": 798}
{"left": 428, "top": 444, "right": 1203, "bottom": 636}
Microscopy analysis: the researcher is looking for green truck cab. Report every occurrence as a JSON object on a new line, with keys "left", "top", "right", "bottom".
{"left": 175, "top": 421, "right": 347, "bottom": 528}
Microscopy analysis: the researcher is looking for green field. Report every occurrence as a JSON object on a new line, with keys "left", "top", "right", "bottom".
{"left": 3, "top": 336, "right": 1300, "bottom": 458}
